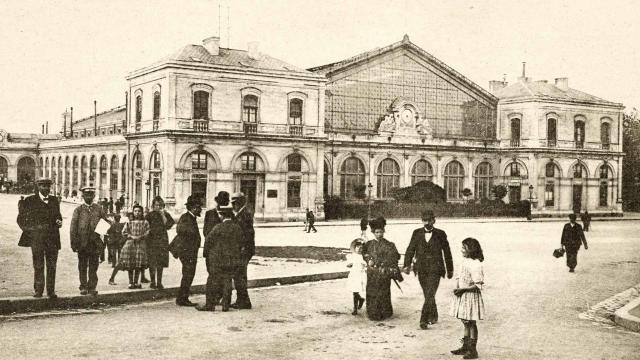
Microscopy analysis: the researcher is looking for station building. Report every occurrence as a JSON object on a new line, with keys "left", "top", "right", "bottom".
{"left": 0, "top": 35, "right": 624, "bottom": 219}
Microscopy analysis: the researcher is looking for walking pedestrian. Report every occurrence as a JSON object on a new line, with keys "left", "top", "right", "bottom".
{"left": 196, "top": 205, "right": 243, "bottom": 312}
{"left": 230, "top": 192, "right": 254, "bottom": 309}
{"left": 346, "top": 238, "right": 367, "bottom": 315}
{"left": 16, "top": 177, "right": 63, "bottom": 299}
{"left": 306, "top": 209, "right": 317, "bottom": 233}
{"left": 403, "top": 209, "right": 454, "bottom": 329}
{"left": 450, "top": 237, "right": 485, "bottom": 359}
{"left": 580, "top": 211, "right": 592, "bottom": 232}
{"left": 145, "top": 196, "right": 174, "bottom": 289}
{"left": 174, "top": 196, "right": 202, "bottom": 306}
{"left": 362, "top": 216, "right": 401, "bottom": 321}
{"left": 561, "top": 213, "right": 588, "bottom": 272}
{"left": 119, "top": 204, "right": 150, "bottom": 289}
{"left": 70, "top": 187, "right": 110, "bottom": 296}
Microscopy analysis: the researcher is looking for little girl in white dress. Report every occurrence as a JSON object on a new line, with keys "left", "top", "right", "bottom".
{"left": 346, "top": 238, "right": 367, "bottom": 315}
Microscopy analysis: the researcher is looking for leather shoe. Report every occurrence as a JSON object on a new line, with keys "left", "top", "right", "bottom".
{"left": 89, "top": 290, "right": 98, "bottom": 296}
{"left": 80, "top": 289, "right": 88, "bottom": 295}
{"left": 176, "top": 299, "right": 197, "bottom": 307}
{"left": 195, "top": 304, "right": 215, "bottom": 312}
{"left": 47, "top": 293, "right": 58, "bottom": 299}
{"left": 33, "top": 293, "right": 43, "bottom": 298}
{"left": 419, "top": 323, "right": 429, "bottom": 330}
{"left": 230, "top": 303, "right": 252, "bottom": 310}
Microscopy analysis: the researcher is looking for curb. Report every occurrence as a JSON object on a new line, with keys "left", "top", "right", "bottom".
{"left": 0, "top": 271, "right": 348, "bottom": 316}
{"left": 614, "top": 294, "right": 640, "bottom": 333}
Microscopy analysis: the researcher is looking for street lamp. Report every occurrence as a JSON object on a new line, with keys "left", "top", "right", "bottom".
{"left": 367, "top": 182, "right": 373, "bottom": 220}
{"left": 527, "top": 184, "right": 534, "bottom": 221}
{"left": 145, "top": 179, "right": 151, "bottom": 212}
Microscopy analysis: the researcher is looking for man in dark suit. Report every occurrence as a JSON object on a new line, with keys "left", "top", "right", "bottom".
{"left": 306, "top": 209, "right": 317, "bottom": 233}
{"left": 201, "top": 191, "right": 231, "bottom": 308}
{"left": 230, "top": 192, "right": 255, "bottom": 309}
{"left": 16, "top": 177, "right": 63, "bottom": 298}
{"left": 403, "top": 209, "right": 454, "bottom": 329}
{"left": 197, "top": 205, "right": 243, "bottom": 312}
{"left": 175, "top": 195, "right": 202, "bottom": 306}
{"left": 561, "top": 213, "right": 588, "bottom": 272}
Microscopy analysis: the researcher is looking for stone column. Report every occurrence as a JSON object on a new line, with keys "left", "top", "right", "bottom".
{"left": 314, "top": 143, "right": 325, "bottom": 219}
{"left": 164, "top": 140, "right": 176, "bottom": 208}
{"left": 467, "top": 156, "right": 474, "bottom": 198}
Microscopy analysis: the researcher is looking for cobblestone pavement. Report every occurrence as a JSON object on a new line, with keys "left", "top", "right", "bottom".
{"left": 1, "top": 194, "right": 640, "bottom": 358}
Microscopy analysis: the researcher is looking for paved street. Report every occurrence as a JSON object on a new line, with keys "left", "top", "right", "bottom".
{"left": 1, "top": 193, "right": 640, "bottom": 359}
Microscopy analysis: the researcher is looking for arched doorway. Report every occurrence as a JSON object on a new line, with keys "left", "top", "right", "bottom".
{"left": 17, "top": 157, "right": 35, "bottom": 188}
{"left": 99, "top": 155, "right": 108, "bottom": 198}
{"left": 571, "top": 162, "right": 588, "bottom": 213}
{"left": 132, "top": 151, "right": 143, "bottom": 205}
{"left": 234, "top": 151, "right": 265, "bottom": 212}
{"left": 150, "top": 150, "right": 162, "bottom": 199}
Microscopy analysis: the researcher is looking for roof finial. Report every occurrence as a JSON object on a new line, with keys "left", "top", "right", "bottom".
{"left": 402, "top": 34, "right": 410, "bottom": 43}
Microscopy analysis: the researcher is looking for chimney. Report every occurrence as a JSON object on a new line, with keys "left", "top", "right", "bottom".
{"left": 203, "top": 36, "right": 220, "bottom": 56}
{"left": 555, "top": 77, "right": 569, "bottom": 91}
{"left": 247, "top": 41, "right": 260, "bottom": 60}
{"left": 41, "top": 124, "right": 44, "bottom": 134}
{"left": 488, "top": 80, "right": 508, "bottom": 94}
{"left": 70, "top": 107, "right": 74, "bottom": 136}
{"left": 518, "top": 62, "right": 529, "bottom": 82}
{"left": 62, "top": 109, "right": 70, "bottom": 137}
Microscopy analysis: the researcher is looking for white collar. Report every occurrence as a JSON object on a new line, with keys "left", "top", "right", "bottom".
{"left": 39, "top": 192, "right": 49, "bottom": 202}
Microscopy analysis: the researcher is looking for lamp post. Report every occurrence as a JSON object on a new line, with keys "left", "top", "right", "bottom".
{"left": 527, "top": 184, "right": 534, "bottom": 221}
{"left": 367, "top": 182, "right": 373, "bottom": 220}
{"left": 145, "top": 179, "right": 151, "bottom": 213}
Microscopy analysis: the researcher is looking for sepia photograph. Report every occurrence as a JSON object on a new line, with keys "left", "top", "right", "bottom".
{"left": 0, "top": 0, "right": 639, "bottom": 359}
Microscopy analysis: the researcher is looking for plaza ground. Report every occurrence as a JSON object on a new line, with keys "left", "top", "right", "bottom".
{"left": 0, "top": 194, "right": 639, "bottom": 359}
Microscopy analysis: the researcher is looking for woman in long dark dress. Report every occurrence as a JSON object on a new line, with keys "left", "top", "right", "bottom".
{"left": 363, "top": 216, "right": 400, "bottom": 321}
{"left": 145, "top": 196, "right": 175, "bottom": 289}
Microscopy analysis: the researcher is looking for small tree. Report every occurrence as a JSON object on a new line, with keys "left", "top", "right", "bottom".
{"left": 492, "top": 184, "right": 508, "bottom": 202}
{"left": 462, "top": 188, "right": 473, "bottom": 202}
{"left": 354, "top": 184, "right": 367, "bottom": 201}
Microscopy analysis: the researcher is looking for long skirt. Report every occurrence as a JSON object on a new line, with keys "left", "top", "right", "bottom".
{"left": 119, "top": 239, "right": 148, "bottom": 270}
{"left": 147, "top": 246, "right": 169, "bottom": 268}
{"left": 366, "top": 272, "right": 393, "bottom": 321}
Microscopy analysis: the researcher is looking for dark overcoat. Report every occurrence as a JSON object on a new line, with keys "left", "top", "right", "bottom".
{"left": 17, "top": 194, "right": 62, "bottom": 249}
{"left": 403, "top": 227, "right": 454, "bottom": 278}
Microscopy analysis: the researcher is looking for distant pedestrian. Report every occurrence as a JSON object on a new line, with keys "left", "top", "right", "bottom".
{"left": 70, "top": 187, "right": 110, "bottom": 296}
{"left": 449, "top": 237, "right": 485, "bottom": 359}
{"left": 346, "top": 238, "right": 367, "bottom": 315}
{"left": 145, "top": 196, "right": 175, "bottom": 289}
{"left": 106, "top": 214, "right": 125, "bottom": 284}
{"left": 359, "top": 217, "right": 369, "bottom": 240}
{"left": 403, "top": 209, "right": 454, "bottom": 329}
{"left": 115, "top": 197, "right": 122, "bottom": 214}
{"left": 362, "top": 216, "right": 400, "bottom": 321}
{"left": 108, "top": 197, "right": 114, "bottom": 214}
{"left": 174, "top": 196, "right": 202, "bottom": 306}
{"left": 16, "top": 177, "right": 63, "bottom": 299}
{"left": 119, "top": 204, "right": 150, "bottom": 289}
{"left": 306, "top": 209, "right": 317, "bottom": 233}
{"left": 580, "top": 211, "right": 591, "bottom": 232}
{"left": 230, "top": 192, "right": 254, "bottom": 309}
{"left": 561, "top": 213, "right": 588, "bottom": 272}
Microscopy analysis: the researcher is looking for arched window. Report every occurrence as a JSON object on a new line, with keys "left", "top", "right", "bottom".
{"left": 599, "top": 165, "right": 613, "bottom": 207}
{"left": 80, "top": 156, "right": 87, "bottom": 187}
{"left": 240, "top": 153, "right": 257, "bottom": 171}
{"left": 474, "top": 162, "right": 493, "bottom": 200}
{"left": 133, "top": 152, "right": 143, "bottom": 170}
{"left": 547, "top": 118, "right": 557, "bottom": 147}
{"left": 99, "top": 156, "right": 107, "bottom": 195}
{"left": 376, "top": 158, "right": 400, "bottom": 198}
{"left": 44, "top": 158, "right": 49, "bottom": 178}
{"left": 411, "top": 160, "right": 433, "bottom": 184}
{"left": 120, "top": 155, "right": 127, "bottom": 192}
{"left": 135, "top": 95, "right": 142, "bottom": 131}
{"left": 340, "top": 157, "right": 365, "bottom": 199}
{"left": 544, "top": 162, "right": 560, "bottom": 207}
{"left": 243, "top": 95, "right": 259, "bottom": 123}
{"left": 191, "top": 151, "right": 208, "bottom": 170}
{"left": 151, "top": 151, "right": 161, "bottom": 170}
{"left": 17, "top": 157, "right": 35, "bottom": 185}
{"left": 39, "top": 157, "right": 44, "bottom": 177}
{"left": 574, "top": 120, "right": 585, "bottom": 148}
{"left": 444, "top": 161, "right": 465, "bottom": 200}
{"left": 0, "top": 157, "right": 7, "bottom": 180}
{"left": 132, "top": 152, "right": 143, "bottom": 204}
{"left": 508, "top": 162, "right": 521, "bottom": 177}
{"left": 289, "top": 99, "right": 303, "bottom": 125}
{"left": 153, "top": 91, "right": 160, "bottom": 120}
{"left": 110, "top": 155, "right": 119, "bottom": 193}
{"left": 89, "top": 155, "right": 97, "bottom": 186}
{"left": 64, "top": 156, "right": 70, "bottom": 187}
{"left": 72, "top": 156, "right": 79, "bottom": 189}
{"left": 193, "top": 91, "right": 209, "bottom": 120}
{"left": 571, "top": 162, "right": 588, "bottom": 213}
{"left": 287, "top": 154, "right": 302, "bottom": 208}
{"left": 572, "top": 163, "right": 585, "bottom": 178}
{"left": 601, "top": 122, "right": 611, "bottom": 150}
{"left": 510, "top": 118, "right": 521, "bottom": 147}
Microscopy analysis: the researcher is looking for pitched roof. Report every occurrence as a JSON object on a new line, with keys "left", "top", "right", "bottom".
{"left": 141, "top": 44, "right": 313, "bottom": 76}
{"left": 71, "top": 105, "right": 125, "bottom": 129}
{"left": 495, "top": 80, "right": 622, "bottom": 107}
{"left": 308, "top": 35, "right": 497, "bottom": 102}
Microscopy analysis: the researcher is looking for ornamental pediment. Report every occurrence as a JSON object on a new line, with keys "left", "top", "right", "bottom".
{"left": 376, "top": 97, "right": 432, "bottom": 137}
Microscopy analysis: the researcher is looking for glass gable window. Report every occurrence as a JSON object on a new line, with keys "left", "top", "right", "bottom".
{"left": 323, "top": 56, "right": 496, "bottom": 138}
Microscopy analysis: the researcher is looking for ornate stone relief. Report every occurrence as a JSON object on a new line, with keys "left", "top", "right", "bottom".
{"left": 376, "top": 97, "right": 432, "bottom": 137}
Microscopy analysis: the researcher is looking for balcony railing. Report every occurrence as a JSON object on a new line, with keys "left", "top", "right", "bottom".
{"left": 193, "top": 119, "right": 209, "bottom": 132}
{"left": 289, "top": 125, "right": 303, "bottom": 136}
{"left": 510, "top": 139, "right": 520, "bottom": 147}
{"left": 244, "top": 122, "right": 257, "bottom": 134}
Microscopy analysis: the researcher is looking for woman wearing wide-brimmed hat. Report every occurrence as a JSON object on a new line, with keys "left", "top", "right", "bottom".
{"left": 362, "top": 216, "right": 400, "bottom": 321}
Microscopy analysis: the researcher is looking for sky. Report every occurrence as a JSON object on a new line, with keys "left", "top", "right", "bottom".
{"left": 1, "top": 0, "right": 639, "bottom": 133}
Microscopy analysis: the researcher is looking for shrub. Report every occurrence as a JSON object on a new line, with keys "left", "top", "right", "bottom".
{"left": 390, "top": 180, "right": 446, "bottom": 203}
{"left": 492, "top": 184, "right": 508, "bottom": 202}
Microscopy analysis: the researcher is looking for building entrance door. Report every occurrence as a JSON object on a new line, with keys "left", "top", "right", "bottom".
{"left": 572, "top": 185, "right": 582, "bottom": 213}
{"left": 191, "top": 175, "right": 207, "bottom": 205}
{"left": 240, "top": 179, "right": 257, "bottom": 211}
{"left": 508, "top": 185, "right": 521, "bottom": 204}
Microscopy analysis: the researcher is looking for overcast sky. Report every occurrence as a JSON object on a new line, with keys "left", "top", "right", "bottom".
{"left": 1, "top": 0, "right": 639, "bottom": 133}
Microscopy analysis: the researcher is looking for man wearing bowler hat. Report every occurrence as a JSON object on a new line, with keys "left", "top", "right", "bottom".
{"left": 230, "top": 192, "right": 254, "bottom": 309}
{"left": 561, "top": 213, "right": 588, "bottom": 272}
{"left": 175, "top": 195, "right": 202, "bottom": 306}
{"left": 70, "top": 187, "right": 110, "bottom": 295}
{"left": 17, "top": 176, "right": 63, "bottom": 298}
{"left": 403, "top": 209, "right": 454, "bottom": 329}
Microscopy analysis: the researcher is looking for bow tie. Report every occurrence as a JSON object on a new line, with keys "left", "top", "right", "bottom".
{"left": 424, "top": 228, "right": 432, "bottom": 233}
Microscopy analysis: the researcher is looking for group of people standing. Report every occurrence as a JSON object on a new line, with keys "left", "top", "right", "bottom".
{"left": 347, "top": 210, "right": 485, "bottom": 359}
{"left": 16, "top": 176, "right": 256, "bottom": 312}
